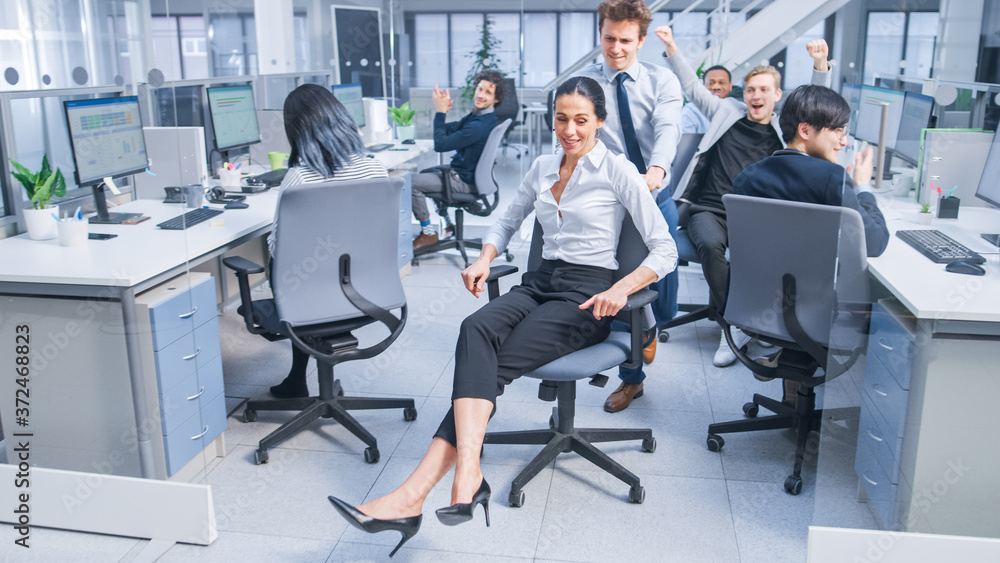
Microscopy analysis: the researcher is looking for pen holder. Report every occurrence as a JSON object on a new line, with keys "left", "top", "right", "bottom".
{"left": 937, "top": 196, "right": 960, "bottom": 219}
{"left": 57, "top": 220, "right": 88, "bottom": 246}
{"left": 219, "top": 168, "right": 242, "bottom": 189}
{"left": 182, "top": 184, "right": 204, "bottom": 208}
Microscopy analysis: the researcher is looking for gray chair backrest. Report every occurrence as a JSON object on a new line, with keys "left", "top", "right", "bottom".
{"left": 722, "top": 194, "right": 869, "bottom": 347}
{"left": 670, "top": 133, "right": 703, "bottom": 196}
{"left": 272, "top": 176, "right": 406, "bottom": 327}
{"left": 473, "top": 118, "right": 512, "bottom": 196}
{"left": 494, "top": 78, "right": 520, "bottom": 122}
{"left": 526, "top": 214, "right": 649, "bottom": 285}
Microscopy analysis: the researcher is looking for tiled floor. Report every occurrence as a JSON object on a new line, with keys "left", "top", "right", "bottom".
{"left": 11, "top": 152, "right": 880, "bottom": 562}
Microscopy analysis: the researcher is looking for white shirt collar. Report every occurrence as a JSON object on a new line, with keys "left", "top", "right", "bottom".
{"left": 601, "top": 60, "right": 642, "bottom": 83}
{"left": 540, "top": 141, "right": 610, "bottom": 187}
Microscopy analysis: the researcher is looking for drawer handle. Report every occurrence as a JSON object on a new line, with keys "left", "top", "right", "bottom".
{"left": 187, "top": 386, "right": 206, "bottom": 401}
{"left": 178, "top": 307, "right": 198, "bottom": 319}
{"left": 862, "top": 473, "right": 879, "bottom": 487}
{"left": 182, "top": 347, "right": 202, "bottom": 361}
{"left": 878, "top": 338, "right": 893, "bottom": 351}
{"left": 191, "top": 426, "right": 209, "bottom": 440}
{"left": 872, "top": 384, "right": 888, "bottom": 397}
{"left": 866, "top": 428, "right": 884, "bottom": 442}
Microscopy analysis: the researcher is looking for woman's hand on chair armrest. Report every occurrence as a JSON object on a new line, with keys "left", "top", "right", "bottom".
{"left": 580, "top": 265, "right": 658, "bottom": 320}
{"left": 462, "top": 244, "right": 499, "bottom": 298}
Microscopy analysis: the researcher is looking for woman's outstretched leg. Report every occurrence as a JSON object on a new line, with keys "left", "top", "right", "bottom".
{"left": 355, "top": 437, "right": 456, "bottom": 519}
{"left": 451, "top": 397, "right": 493, "bottom": 504}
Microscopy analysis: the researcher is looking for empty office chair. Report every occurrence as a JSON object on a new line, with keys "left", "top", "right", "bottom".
{"left": 413, "top": 119, "right": 513, "bottom": 268}
{"left": 482, "top": 217, "right": 658, "bottom": 507}
{"left": 495, "top": 78, "right": 528, "bottom": 158}
{"left": 224, "top": 177, "right": 417, "bottom": 465}
{"left": 706, "top": 194, "right": 870, "bottom": 494}
{"left": 658, "top": 132, "right": 709, "bottom": 341}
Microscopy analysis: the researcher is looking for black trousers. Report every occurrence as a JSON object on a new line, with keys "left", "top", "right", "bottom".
{"left": 433, "top": 260, "right": 614, "bottom": 446}
{"left": 686, "top": 210, "right": 729, "bottom": 325}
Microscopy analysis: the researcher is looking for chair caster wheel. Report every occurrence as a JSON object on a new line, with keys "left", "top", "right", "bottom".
{"left": 243, "top": 409, "right": 257, "bottom": 423}
{"left": 658, "top": 331, "right": 670, "bottom": 343}
{"left": 707, "top": 434, "right": 724, "bottom": 452}
{"left": 505, "top": 253, "right": 515, "bottom": 262}
{"left": 403, "top": 407, "right": 417, "bottom": 421}
{"left": 254, "top": 449, "right": 268, "bottom": 464}
{"left": 628, "top": 486, "right": 645, "bottom": 504}
{"left": 509, "top": 490, "right": 525, "bottom": 508}
{"left": 743, "top": 402, "right": 759, "bottom": 418}
{"left": 641, "top": 437, "right": 656, "bottom": 453}
{"left": 364, "top": 447, "right": 380, "bottom": 464}
{"left": 338, "top": 387, "right": 345, "bottom": 397}
{"left": 784, "top": 475, "right": 803, "bottom": 495}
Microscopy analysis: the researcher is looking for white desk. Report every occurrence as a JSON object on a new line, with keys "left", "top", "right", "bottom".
{"left": 524, "top": 104, "right": 549, "bottom": 158}
{"left": 855, "top": 194, "right": 1000, "bottom": 539}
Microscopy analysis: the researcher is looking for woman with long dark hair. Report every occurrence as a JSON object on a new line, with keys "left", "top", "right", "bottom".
{"left": 267, "top": 83, "right": 388, "bottom": 399}
{"left": 328, "top": 76, "right": 677, "bottom": 556}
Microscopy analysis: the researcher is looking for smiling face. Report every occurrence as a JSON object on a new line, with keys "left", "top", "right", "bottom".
{"left": 554, "top": 93, "right": 604, "bottom": 158}
{"left": 704, "top": 69, "right": 732, "bottom": 99}
{"left": 600, "top": 19, "right": 645, "bottom": 72}
{"left": 472, "top": 80, "right": 497, "bottom": 110}
{"left": 743, "top": 73, "right": 782, "bottom": 123}
{"left": 801, "top": 124, "right": 848, "bottom": 164}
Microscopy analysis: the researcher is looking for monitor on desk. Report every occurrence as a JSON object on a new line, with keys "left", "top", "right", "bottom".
{"left": 64, "top": 96, "right": 149, "bottom": 224}
{"left": 841, "top": 83, "right": 862, "bottom": 137}
{"left": 331, "top": 83, "right": 365, "bottom": 129}
{"left": 855, "top": 86, "right": 905, "bottom": 149}
{"left": 893, "top": 92, "right": 935, "bottom": 166}
{"left": 207, "top": 85, "right": 261, "bottom": 151}
{"left": 974, "top": 128, "right": 1000, "bottom": 247}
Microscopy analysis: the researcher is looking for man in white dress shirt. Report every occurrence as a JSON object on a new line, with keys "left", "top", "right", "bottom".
{"left": 575, "top": 0, "right": 683, "bottom": 413}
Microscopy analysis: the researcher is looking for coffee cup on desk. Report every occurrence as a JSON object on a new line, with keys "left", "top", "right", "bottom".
{"left": 894, "top": 170, "right": 917, "bottom": 197}
{"left": 182, "top": 184, "right": 204, "bottom": 208}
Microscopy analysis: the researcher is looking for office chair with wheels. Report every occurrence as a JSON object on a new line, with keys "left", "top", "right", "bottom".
{"left": 482, "top": 217, "right": 659, "bottom": 507}
{"left": 706, "top": 194, "right": 870, "bottom": 494}
{"left": 495, "top": 78, "right": 527, "bottom": 158}
{"left": 413, "top": 119, "right": 513, "bottom": 268}
{"left": 223, "top": 177, "right": 417, "bottom": 465}
{"left": 657, "top": 133, "right": 709, "bottom": 342}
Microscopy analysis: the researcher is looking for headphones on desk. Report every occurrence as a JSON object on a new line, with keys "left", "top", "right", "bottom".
{"left": 209, "top": 186, "right": 227, "bottom": 203}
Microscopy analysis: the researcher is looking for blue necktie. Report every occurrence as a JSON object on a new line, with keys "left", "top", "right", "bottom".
{"left": 615, "top": 72, "right": 646, "bottom": 174}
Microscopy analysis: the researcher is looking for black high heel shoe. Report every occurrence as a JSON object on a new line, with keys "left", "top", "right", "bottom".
{"left": 435, "top": 478, "right": 491, "bottom": 527}
{"left": 328, "top": 496, "right": 422, "bottom": 557}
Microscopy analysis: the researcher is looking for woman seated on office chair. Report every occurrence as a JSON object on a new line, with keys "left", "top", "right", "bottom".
{"left": 266, "top": 83, "right": 388, "bottom": 399}
{"left": 328, "top": 76, "right": 677, "bottom": 555}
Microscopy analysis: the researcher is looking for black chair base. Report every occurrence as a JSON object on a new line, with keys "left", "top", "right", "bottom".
{"left": 244, "top": 366, "right": 416, "bottom": 465}
{"left": 413, "top": 208, "right": 512, "bottom": 267}
{"left": 658, "top": 302, "right": 711, "bottom": 342}
{"left": 484, "top": 380, "right": 655, "bottom": 507}
{"left": 706, "top": 387, "right": 823, "bottom": 495}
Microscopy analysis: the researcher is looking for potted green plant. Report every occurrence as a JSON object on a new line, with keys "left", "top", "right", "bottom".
{"left": 10, "top": 155, "right": 66, "bottom": 240}
{"left": 462, "top": 16, "right": 502, "bottom": 104}
{"left": 916, "top": 201, "right": 933, "bottom": 225}
{"left": 389, "top": 102, "right": 417, "bottom": 142}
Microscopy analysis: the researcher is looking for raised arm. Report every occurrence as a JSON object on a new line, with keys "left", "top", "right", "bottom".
{"left": 657, "top": 26, "right": 725, "bottom": 120}
{"left": 646, "top": 71, "right": 683, "bottom": 192}
{"left": 807, "top": 39, "right": 833, "bottom": 87}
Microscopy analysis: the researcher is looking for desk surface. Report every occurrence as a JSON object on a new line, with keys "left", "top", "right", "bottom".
{"left": 0, "top": 140, "right": 433, "bottom": 289}
{"left": 868, "top": 194, "right": 1000, "bottom": 322}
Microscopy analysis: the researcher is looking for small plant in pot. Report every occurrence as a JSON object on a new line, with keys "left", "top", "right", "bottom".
{"left": 10, "top": 155, "right": 66, "bottom": 240}
{"left": 916, "top": 201, "right": 933, "bottom": 225}
{"left": 389, "top": 102, "right": 417, "bottom": 142}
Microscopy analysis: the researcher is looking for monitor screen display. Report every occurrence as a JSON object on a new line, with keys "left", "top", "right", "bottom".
{"left": 894, "top": 92, "right": 934, "bottom": 165}
{"left": 207, "top": 85, "right": 261, "bottom": 151}
{"left": 64, "top": 96, "right": 148, "bottom": 186}
{"left": 855, "top": 86, "right": 905, "bottom": 148}
{"left": 332, "top": 83, "right": 365, "bottom": 129}
{"left": 841, "top": 84, "right": 862, "bottom": 137}
{"left": 975, "top": 128, "right": 1000, "bottom": 209}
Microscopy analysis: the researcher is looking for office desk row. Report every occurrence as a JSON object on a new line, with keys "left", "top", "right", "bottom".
{"left": 0, "top": 141, "right": 432, "bottom": 544}
{"left": 856, "top": 195, "right": 1000, "bottom": 539}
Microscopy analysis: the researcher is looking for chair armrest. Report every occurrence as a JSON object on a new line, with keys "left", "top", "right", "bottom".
{"left": 616, "top": 288, "right": 659, "bottom": 370}
{"left": 621, "top": 288, "right": 658, "bottom": 311}
{"left": 222, "top": 256, "right": 265, "bottom": 275}
{"left": 486, "top": 265, "right": 519, "bottom": 301}
{"left": 418, "top": 165, "right": 455, "bottom": 201}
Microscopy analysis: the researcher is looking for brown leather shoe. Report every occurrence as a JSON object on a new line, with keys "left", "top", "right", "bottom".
{"left": 413, "top": 232, "right": 438, "bottom": 249}
{"left": 643, "top": 336, "right": 656, "bottom": 364}
{"left": 604, "top": 382, "right": 644, "bottom": 413}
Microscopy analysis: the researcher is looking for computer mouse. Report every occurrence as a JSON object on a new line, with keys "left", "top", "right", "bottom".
{"left": 402, "top": 139, "right": 416, "bottom": 144}
{"left": 225, "top": 201, "right": 249, "bottom": 209}
{"left": 945, "top": 260, "right": 986, "bottom": 276}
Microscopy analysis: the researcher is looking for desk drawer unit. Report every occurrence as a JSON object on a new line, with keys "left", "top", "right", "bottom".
{"left": 398, "top": 172, "right": 413, "bottom": 268}
{"left": 138, "top": 272, "right": 228, "bottom": 477}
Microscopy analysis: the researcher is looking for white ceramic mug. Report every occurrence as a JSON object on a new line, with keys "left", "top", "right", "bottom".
{"left": 57, "top": 220, "right": 88, "bottom": 246}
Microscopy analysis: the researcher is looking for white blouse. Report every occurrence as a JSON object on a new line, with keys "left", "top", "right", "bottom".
{"left": 483, "top": 141, "right": 677, "bottom": 279}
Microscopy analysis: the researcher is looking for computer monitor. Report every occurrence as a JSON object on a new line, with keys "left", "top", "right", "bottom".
{"left": 841, "top": 84, "right": 862, "bottom": 137}
{"left": 974, "top": 128, "right": 1000, "bottom": 247}
{"left": 207, "top": 85, "right": 261, "bottom": 151}
{"left": 331, "top": 83, "right": 365, "bottom": 129}
{"left": 64, "top": 96, "right": 149, "bottom": 224}
{"left": 893, "top": 92, "right": 934, "bottom": 166}
{"left": 855, "top": 86, "right": 906, "bottom": 149}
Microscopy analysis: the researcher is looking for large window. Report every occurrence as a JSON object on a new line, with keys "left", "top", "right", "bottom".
{"left": 864, "top": 11, "right": 938, "bottom": 85}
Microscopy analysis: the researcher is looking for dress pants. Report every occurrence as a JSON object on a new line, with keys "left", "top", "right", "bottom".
{"left": 433, "top": 260, "right": 614, "bottom": 446}
{"left": 616, "top": 191, "right": 679, "bottom": 385}
{"left": 686, "top": 210, "right": 729, "bottom": 325}
{"left": 410, "top": 170, "right": 474, "bottom": 223}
